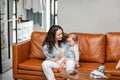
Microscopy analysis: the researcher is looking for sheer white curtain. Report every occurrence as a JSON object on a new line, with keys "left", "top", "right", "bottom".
{"left": 23, "top": 0, "right": 44, "bottom": 13}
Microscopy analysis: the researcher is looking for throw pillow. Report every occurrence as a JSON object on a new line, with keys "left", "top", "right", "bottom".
{"left": 116, "top": 60, "right": 120, "bottom": 69}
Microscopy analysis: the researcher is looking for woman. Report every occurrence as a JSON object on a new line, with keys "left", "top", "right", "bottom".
{"left": 42, "top": 25, "right": 75, "bottom": 80}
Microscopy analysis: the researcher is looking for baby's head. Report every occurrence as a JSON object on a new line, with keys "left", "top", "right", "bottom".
{"left": 67, "top": 33, "right": 78, "bottom": 46}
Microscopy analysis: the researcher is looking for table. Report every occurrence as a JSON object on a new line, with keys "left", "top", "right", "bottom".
{"left": 60, "top": 70, "right": 111, "bottom": 80}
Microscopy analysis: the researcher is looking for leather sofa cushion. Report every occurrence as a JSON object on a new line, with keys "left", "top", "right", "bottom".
{"left": 17, "top": 69, "right": 63, "bottom": 78}
{"left": 106, "top": 32, "right": 120, "bottom": 61}
{"left": 104, "top": 62, "right": 120, "bottom": 76}
{"left": 78, "top": 33, "right": 106, "bottom": 63}
{"left": 29, "top": 32, "right": 46, "bottom": 59}
{"left": 18, "top": 59, "right": 43, "bottom": 71}
{"left": 58, "top": 62, "right": 102, "bottom": 72}
{"left": 18, "top": 59, "right": 58, "bottom": 72}
{"left": 78, "top": 62, "right": 102, "bottom": 70}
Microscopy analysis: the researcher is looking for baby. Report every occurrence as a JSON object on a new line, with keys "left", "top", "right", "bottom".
{"left": 60, "top": 33, "right": 80, "bottom": 68}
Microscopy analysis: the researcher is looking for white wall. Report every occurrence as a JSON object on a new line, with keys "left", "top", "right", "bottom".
{"left": 58, "top": 0, "right": 120, "bottom": 33}
{"left": 17, "top": 0, "right": 26, "bottom": 19}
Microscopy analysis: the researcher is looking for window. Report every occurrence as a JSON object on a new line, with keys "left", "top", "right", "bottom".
{"left": 27, "top": 9, "right": 42, "bottom": 26}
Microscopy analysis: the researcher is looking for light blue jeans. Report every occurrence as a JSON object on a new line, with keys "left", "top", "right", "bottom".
{"left": 42, "top": 59, "right": 75, "bottom": 80}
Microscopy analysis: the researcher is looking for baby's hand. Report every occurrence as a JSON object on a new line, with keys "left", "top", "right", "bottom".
{"left": 63, "top": 58, "right": 69, "bottom": 63}
{"left": 59, "top": 62, "right": 64, "bottom": 68}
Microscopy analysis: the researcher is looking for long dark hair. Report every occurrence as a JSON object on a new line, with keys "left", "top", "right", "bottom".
{"left": 43, "top": 25, "right": 67, "bottom": 53}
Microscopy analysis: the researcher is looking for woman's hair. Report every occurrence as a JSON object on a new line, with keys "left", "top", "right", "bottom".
{"left": 67, "top": 33, "right": 78, "bottom": 42}
{"left": 43, "top": 25, "right": 67, "bottom": 53}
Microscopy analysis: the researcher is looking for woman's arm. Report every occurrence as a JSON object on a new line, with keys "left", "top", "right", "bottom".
{"left": 51, "top": 52, "right": 64, "bottom": 61}
{"left": 43, "top": 44, "right": 63, "bottom": 62}
{"left": 43, "top": 45, "right": 53, "bottom": 60}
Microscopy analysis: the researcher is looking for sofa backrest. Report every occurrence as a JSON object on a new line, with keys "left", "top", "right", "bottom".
{"left": 29, "top": 32, "right": 117, "bottom": 63}
{"left": 29, "top": 32, "right": 106, "bottom": 63}
{"left": 29, "top": 32, "right": 46, "bottom": 59}
{"left": 106, "top": 32, "right": 120, "bottom": 62}
{"left": 77, "top": 33, "right": 106, "bottom": 63}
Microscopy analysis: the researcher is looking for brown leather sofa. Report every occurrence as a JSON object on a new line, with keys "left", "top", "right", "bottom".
{"left": 13, "top": 32, "right": 120, "bottom": 80}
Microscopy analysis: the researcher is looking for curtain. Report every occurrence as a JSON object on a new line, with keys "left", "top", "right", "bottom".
{"left": 23, "top": 0, "right": 45, "bottom": 26}
{"left": 23, "top": 0, "right": 44, "bottom": 13}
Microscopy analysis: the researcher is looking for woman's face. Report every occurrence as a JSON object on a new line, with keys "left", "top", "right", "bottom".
{"left": 55, "top": 29, "right": 63, "bottom": 41}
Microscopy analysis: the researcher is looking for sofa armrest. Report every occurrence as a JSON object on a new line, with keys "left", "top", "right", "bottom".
{"left": 12, "top": 40, "right": 31, "bottom": 73}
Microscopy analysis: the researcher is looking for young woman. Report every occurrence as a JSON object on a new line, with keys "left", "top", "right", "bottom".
{"left": 42, "top": 25, "right": 75, "bottom": 80}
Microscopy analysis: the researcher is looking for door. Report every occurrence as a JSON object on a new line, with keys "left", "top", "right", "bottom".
{"left": 0, "top": 0, "right": 12, "bottom": 73}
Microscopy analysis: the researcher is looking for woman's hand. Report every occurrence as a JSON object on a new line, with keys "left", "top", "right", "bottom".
{"left": 57, "top": 52, "right": 64, "bottom": 59}
{"left": 50, "top": 52, "right": 64, "bottom": 62}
